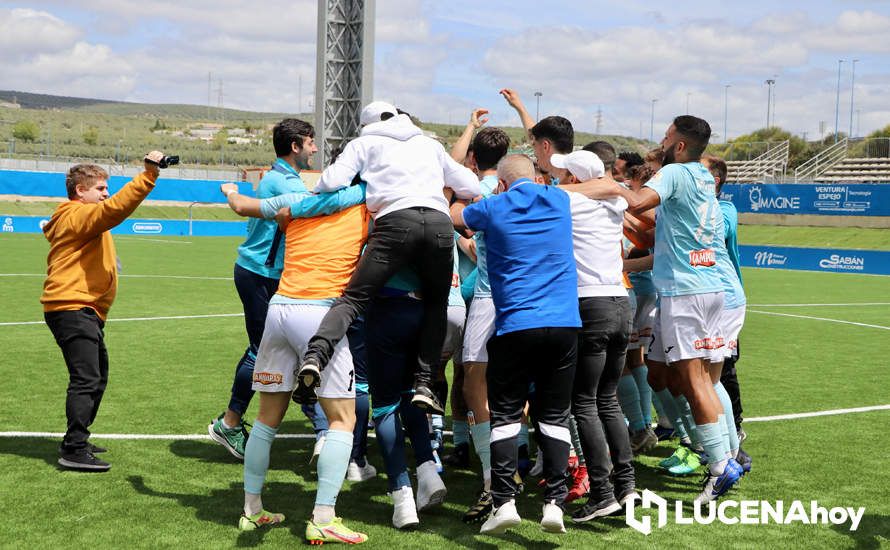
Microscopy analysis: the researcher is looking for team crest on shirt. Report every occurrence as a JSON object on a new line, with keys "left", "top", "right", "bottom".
{"left": 253, "top": 372, "right": 283, "bottom": 385}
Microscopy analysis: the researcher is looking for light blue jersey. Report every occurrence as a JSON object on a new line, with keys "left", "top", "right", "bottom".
{"left": 623, "top": 236, "right": 656, "bottom": 296}
{"left": 235, "top": 159, "right": 307, "bottom": 279}
{"left": 713, "top": 205, "right": 746, "bottom": 309}
{"left": 719, "top": 200, "right": 743, "bottom": 284}
{"left": 448, "top": 243, "right": 465, "bottom": 307}
{"left": 472, "top": 174, "right": 499, "bottom": 298}
{"left": 645, "top": 162, "right": 724, "bottom": 297}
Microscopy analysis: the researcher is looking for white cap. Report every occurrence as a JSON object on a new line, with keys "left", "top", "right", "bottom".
{"left": 550, "top": 150, "right": 605, "bottom": 181}
{"left": 360, "top": 101, "right": 398, "bottom": 126}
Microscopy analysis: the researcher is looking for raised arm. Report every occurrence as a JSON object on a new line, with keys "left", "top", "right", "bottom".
{"left": 71, "top": 152, "right": 162, "bottom": 238}
{"left": 451, "top": 108, "right": 489, "bottom": 163}
{"left": 499, "top": 88, "right": 536, "bottom": 136}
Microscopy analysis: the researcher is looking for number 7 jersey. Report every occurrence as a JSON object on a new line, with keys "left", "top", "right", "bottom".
{"left": 644, "top": 162, "right": 725, "bottom": 297}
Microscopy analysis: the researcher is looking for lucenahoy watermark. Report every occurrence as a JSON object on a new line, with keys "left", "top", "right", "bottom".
{"left": 627, "top": 490, "right": 865, "bottom": 535}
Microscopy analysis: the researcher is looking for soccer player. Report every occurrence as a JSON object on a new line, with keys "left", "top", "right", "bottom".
{"left": 568, "top": 116, "right": 744, "bottom": 503}
{"left": 452, "top": 154, "right": 580, "bottom": 536}
{"left": 208, "top": 119, "right": 316, "bottom": 460}
{"left": 363, "top": 267, "right": 448, "bottom": 530}
{"left": 297, "top": 102, "right": 480, "bottom": 415}
{"left": 43, "top": 151, "right": 168, "bottom": 471}
{"left": 220, "top": 182, "right": 369, "bottom": 544}
{"left": 450, "top": 110, "right": 511, "bottom": 522}
{"left": 702, "top": 154, "right": 751, "bottom": 469}
{"left": 553, "top": 150, "right": 639, "bottom": 522}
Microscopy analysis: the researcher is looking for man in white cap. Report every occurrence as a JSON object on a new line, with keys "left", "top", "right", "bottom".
{"left": 553, "top": 150, "right": 639, "bottom": 522}
{"left": 295, "top": 101, "right": 481, "bottom": 415}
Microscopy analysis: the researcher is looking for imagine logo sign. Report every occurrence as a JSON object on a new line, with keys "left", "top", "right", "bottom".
{"left": 748, "top": 186, "right": 800, "bottom": 212}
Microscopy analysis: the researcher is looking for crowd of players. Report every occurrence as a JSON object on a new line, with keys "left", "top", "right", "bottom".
{"left": 42, "top": 89, "right": 750, "bottom": 545}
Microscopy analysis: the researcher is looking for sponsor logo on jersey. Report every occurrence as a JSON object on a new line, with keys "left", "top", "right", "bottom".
{"left": 694, "top": 337, "right": 725, "bottom": 350}
{"left": 253, "top": 372, "right": 284, "bottom": 385}
{"left": 689, "top": 249, "right": 716, "bottom": 267}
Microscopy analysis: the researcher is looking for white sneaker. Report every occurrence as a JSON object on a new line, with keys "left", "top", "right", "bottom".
{"left": 480, "top": 499, "right": 521, "bottom": 535}
{"left": 390, "top": 486, "right": 420, "bottom": 530}
{"left": 540, "top": 500, "right": 566, "bottom": 533}
{"left": 528, "top": 448, "right": 544, "bottom": 477}
{"left": 310, "top": 434, "right": 325, "bottom": 464}
{"left": 415, "top": 460, "right": 447, "bottom": 511}
{"left": 346, "top": 459, "right": 377, "bottom": 482}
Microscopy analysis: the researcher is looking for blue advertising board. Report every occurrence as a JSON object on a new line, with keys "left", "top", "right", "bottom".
{"left": 1, "top": 215, "right": 246, "bottom": 237}
{"left": 0, "top": 170, "right": 252, "bottom": 204}
{"left": 740, "top": 245, "right": 890, "bottom": 276}
{"left": 721, "top": 183, "right": 890, "bottom": 216}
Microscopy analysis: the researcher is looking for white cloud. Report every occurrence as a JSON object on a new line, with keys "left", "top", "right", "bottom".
{"left": 0, "top": 8, "right": 81, "bottom": 59}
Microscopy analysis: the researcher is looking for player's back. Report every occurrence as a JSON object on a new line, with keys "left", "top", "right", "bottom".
{"left": 645, "top": 162, "right": 723, "bottom": 297}
{"left": 276, "top": 205, "right": 370, "bottom": 301}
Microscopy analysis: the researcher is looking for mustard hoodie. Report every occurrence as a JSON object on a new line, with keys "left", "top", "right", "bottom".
{"left": 41, "top": 171, "right": 158, "bottom": 320}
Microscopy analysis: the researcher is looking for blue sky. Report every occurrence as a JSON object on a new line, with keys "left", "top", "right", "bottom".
{"left": 2, "top": 1, "right": 889, "bottom": 140}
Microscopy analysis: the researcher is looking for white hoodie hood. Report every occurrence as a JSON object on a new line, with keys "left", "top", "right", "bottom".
{"left": 316, "top": 114, "right": 480, "bottom": 218}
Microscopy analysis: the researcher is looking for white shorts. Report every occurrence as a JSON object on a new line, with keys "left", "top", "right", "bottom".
{"left": 442, "top": 305, "right": 467, "bottom": 363}
{"left": 718, "top": 305, "right": 746, "bottom": 360}
{"left": 628, "top": 293, "right": 657, "bottom": 351}
{"left": 252, "top": 303, "right": 355, "bottom": 399}
{"left": 462, "top": 297, "right": 496, "bottom": 363}
{"left": 647, "top": 292, "right": 724, "bottom": 364}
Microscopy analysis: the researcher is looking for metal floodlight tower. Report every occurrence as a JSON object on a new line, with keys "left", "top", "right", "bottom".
{"left": 315, "top": 0, "right": 375, "bottom": 168}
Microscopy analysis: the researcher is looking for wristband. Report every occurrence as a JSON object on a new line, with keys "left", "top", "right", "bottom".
{"left": 225, "top": 189, "right": 237, "bottom": 197}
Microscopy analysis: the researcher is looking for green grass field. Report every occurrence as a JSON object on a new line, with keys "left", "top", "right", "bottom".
{"left": 1, "top": 233, "right": 888, "bottom": 549}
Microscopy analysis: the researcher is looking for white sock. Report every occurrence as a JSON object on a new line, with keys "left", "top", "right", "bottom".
{"left": 244, "top": 492, "right": 262, "bottom": 516}
{"left": 709, "top": 458, "right": 729, "bottom": 476}
{"left": 483, "top": 470, "right": 491, "bottom": 492}
{"left": 313, "top": 504, "right": 335, "bottom": 524}
{"left": 222, "top": 418, "right": 237, "bottom": 430}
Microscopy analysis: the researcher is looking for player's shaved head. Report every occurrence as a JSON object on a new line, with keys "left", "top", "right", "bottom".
{"left": 497, "top": 154, "right": 535, "bottom": 188}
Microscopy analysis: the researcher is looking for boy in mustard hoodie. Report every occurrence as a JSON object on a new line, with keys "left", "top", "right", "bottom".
{"left": 42, "top": 151, "right": 165, "bottom": 471}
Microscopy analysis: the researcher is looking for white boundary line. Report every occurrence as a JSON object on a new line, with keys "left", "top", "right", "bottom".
{"left": 114, "top": 237, "right": 193, "bottom": 244}
{"left": 748, "top": 302, "right": 890, "bottom": 307}
{"left": 745, "top": 404, "right": 890, "bottom": 422}
{"left": 2, "top": 404, "right": 887, "bottom": 440}
{"left": 748, "top": 309, "right": 890, "bottom": 331}
{"left": 0, "top": 313, "right": 244, "bottom": 327}
{"left": 0, "top": 273, "right": 230, "bottom": 280}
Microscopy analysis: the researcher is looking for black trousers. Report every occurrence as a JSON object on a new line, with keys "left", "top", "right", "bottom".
{"left": 305, "top": 207, "right": 454, "bottom": 385}
{"left": 571, "top": 296, "right": 636, "bottom": 502}
{"left": 487, "top": 327, "right": 577, "bottom": 507}
{"left": 45, "top": 308, "right": 109, "bottom": 453}
{"left": 720, "top": 341, "right": 744, "bottom": 431}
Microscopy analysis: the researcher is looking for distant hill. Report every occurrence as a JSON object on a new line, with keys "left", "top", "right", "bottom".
{"left": 0, "top": 90, "right": 301, "bottom": 121}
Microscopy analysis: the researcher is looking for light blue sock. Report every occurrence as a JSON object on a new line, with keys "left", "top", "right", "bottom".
{"left": 631, "top": 366, "right": 653, "bottom": 426}
{"left": 652, "top": 388, "right": 672, "bottom": 428}
{"left": 697, "top": 422, "right": 729, "bottom": 475}
{"left": 470, "top": 421, "right": 492, "bottom": 483}
{"left": 717, "top": 414, "right": 732, "bottom": 459}
{"left": 676, "top": 395, "right": 699, "bottom": 446}
{"left": 618, "top": 374, "right": 646, "bottom": 432}
{"left": 518, "top": 423, "right": 529, "bottom": 448}
{"left": 714, "top": 382, "right": 740, "bottom": 456}
{"left": 453, "top": 420, "right": 470, "bottom": 446}
{"left": 316, "top": 429, "right": 353, "bottom": 506}
{"left": 656, "top": 389, "right": 686, "bottom": 439}
{"left": 244, "top": 419, "right": 277, "bottom": 495}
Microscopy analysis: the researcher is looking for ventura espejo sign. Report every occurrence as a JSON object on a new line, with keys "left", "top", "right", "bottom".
{"left": 721, "top": 184, "right": 890, "bottom": 216}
